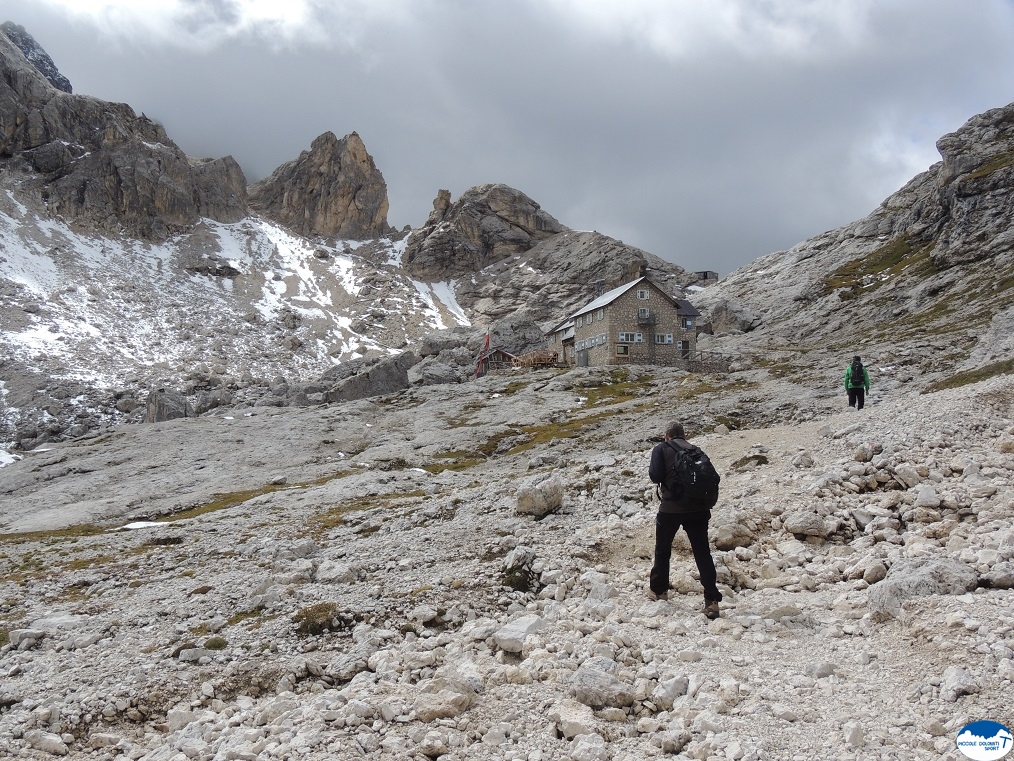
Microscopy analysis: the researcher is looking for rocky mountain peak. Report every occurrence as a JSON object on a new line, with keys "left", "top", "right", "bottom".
{"left": 404, "top": 183, "right": 566, "bottom": 281}
{"left": 936, "top": 103, "right": 1014, "bottom": 186}
{"left": 0, "top": 24, "right": 247, "bottom": 240}
{"left": 0, "top": 21, "right": 71, "bottom": 93}
{"left": 691, "top": 99, "right": 1014, "bottom": 390}
{"left": 249, "top": 130, "right": 393, "bottom": 240}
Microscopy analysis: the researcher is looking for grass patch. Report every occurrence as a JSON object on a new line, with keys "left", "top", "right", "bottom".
{"left": 63, "top": 554, "right": 116, "bottom": 571}
{"left": 504, "top": 408, "right": 639, "bottom": 455}
{"left": 0, "top": 524, "right": 106, "bottom": 545}
{"left": 204, "top": 636, "right": 228, "bottom": 650}
{"left": 293, "top": 603, "right": 340, "bottom": 636}
{"left": 155, "top": 486, "right": 287, "bottom": 522}
{"left": 306, "top": 489, "right": 427, "bottom": 536}
{"left": 966, "top": 149, "right": 1014, "bottom": 180}
{"left": 822, "top": 236, "right": 935, "bottom": 297}
{"left": 582, "top": 376, "right": 653, "bottom": 406}
{"left": 151, "top": 468, "right": 367, "bottom": 525}
{"left": 922, "top": 358, "right": 1014, "bottom": 393}
{"left": 226, "top": 607, "right": 265, "bottom": 627}
{"left": 291, "top": 603, "right": 365, "bottom": 636}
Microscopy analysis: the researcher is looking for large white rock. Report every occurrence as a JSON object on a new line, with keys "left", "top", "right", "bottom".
{"left": 571, "top": 732, "right": 609, "bottom": 761}
{"left": 940, "top": 665, "right": 980, "bottom": 702}
{"left": 315, "top": 560, "right": 355, "bottom": 583}
{"left": 782, "top": 510, "right": 830, "bottom": 538}
{"left": 570, "top": 666, "right": 635, "bottom": 708}
{"left": 516, "top": 474, "right": 564, "bottom": 516}
{"left": 493, "top": 614, "right": 547, "bottom": 653}
{"left": 414, "top": 677, "right": 474, "bottom": 722}
{"left": 867, "top": 558, "right": 978, "bottom": 619}
{"left": 24, "top": 730, "right": 68, "bottom": 756}
{"left": 548, "top": 699, "right": 597, "bottom": 739}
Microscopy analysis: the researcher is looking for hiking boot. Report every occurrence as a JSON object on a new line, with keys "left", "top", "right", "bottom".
{"left": 704, "top": 600, "right": 720, "bottom": 620}
{"left": 647, "top": 590, "right": 668, "bottom": 601}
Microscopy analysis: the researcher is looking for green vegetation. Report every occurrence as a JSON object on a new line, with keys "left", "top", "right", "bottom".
{"left": 307, "top": 489, "right": 426, "bottom": 536}
{"left": 155, "top": 486, "right": 288, "bottom": 522}
{"left": 966, "top": 149, "right": 1014, "bottom": 181}
{"left": 204, "top": 636, "right": 228, "bottom": 650}
{"left": 63, "top": 554, "right": 116, "bottom": 571}
{"left": 292, "top": 602, "right": 341, "bottom": 636}
{"left": 0, "top": 524, "right": 106, "bottom": 545}
{"left": 503, "top": 381, "right": 529, "bottom": 395}
{"left": 226, "top": 607, "right": 266, "bottom": 627}
{"left": 822, "top": 236, "right": 935, "bottom": 298}
{"left": 923, "top": 358, "right": 1014, "bottom": 393}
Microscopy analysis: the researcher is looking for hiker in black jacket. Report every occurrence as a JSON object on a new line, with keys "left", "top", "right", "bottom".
{"left": 648, "top": 420, "right": 723, "bottom": 619}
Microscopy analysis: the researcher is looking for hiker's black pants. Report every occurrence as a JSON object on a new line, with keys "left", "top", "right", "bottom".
{"left": 848, "top": 388, "right": 865, "bottom": 409}
{"left": 650, "top": 511, "right": 722, "bottom": 602}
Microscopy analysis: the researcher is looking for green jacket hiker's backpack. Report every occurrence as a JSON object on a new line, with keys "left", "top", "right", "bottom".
{"left": 849, "top": 359, "right": 865, "bottom": 388}
{"left": 663, "top": 440, "right": 721, "bottom": 509}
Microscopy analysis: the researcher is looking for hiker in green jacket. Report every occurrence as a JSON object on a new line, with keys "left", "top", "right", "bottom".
{"left": 844, "top": 355, "right": 871, "bottom": 409}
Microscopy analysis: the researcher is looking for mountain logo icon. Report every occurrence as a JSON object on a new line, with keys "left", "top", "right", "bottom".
{"left": 956, "top": 721, "right": 1014, "bottom": 761}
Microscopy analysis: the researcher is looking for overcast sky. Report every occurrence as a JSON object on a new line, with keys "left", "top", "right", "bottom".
{"left": 4, "top": 0, "right": 1014, "bottom": 274}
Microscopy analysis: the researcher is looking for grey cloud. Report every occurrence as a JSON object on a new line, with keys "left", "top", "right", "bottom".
{"left": 7, "top": 0, "right": 1014, "bottom": 275}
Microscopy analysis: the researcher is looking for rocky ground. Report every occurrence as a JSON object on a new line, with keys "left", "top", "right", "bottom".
{"left": 0, "top": 363, "right": 1012, "bottom": 761}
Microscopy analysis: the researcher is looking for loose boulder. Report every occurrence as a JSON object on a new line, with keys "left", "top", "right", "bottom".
{"left": 516, "top": 475, "right": 564, "bottom": 517}
{"left": 145, "top": 389, "right": 193, "bottom": 423}
{"left": 867, "top": 558, "right": 978, "bottom": 620}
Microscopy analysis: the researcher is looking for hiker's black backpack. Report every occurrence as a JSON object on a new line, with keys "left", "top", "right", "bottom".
{"left": 850, "top": 359, "right": 865, "bottom": 388}
{"left": 662, "top": 440, "right": 721, "bottom": 509}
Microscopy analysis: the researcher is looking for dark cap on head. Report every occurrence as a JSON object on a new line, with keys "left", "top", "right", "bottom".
{"left": 852, "top": 355, "right": 861, "bottom": 363}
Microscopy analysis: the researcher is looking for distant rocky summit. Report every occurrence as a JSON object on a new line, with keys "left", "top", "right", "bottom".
{"left": 404, "top": 184, "right": 566, "bottom": 281}
{"left": 455, "top": 229, "right": 691, "bottom": 323}
{"left": 0, "top": 27, "right": 247, "bottom": 239}
{"left": 249, "top": 131, "right": 393, "bottom": 240}
{"left": 0, "top": 21, "right": 71, "bottom": 92}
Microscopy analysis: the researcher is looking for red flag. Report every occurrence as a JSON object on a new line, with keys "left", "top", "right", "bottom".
{"left": 474, "top": 330, "right": 490, "bottom": 379}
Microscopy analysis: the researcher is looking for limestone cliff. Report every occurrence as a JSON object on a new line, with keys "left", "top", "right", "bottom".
{"left": 0, "top": 29, "right": 248, "bottom": 239}
{"left": 404, "top": 184, "right": 566, "bottom": 281}
{"left": 248, "top": 131, "right": 393, "bottom": 240}
{"left": 692, "top": 100, "right": 1014, "bottom": 384}
{"left": 0, "top": 21, "right": 71, "bottom": 93}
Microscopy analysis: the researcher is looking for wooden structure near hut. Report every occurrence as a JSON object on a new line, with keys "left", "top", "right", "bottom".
{"left": 511, "top": 349, "right": 559, "bottom": 369}
{"left": 475, "top": 347, "right": 517, "bottom": 377}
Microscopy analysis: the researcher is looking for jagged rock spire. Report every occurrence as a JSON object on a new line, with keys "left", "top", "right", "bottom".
{"left": 249, "top": 131, "right": 394, "bottom": 240}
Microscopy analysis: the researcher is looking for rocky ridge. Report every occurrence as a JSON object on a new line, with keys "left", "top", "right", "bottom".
{"left": 0, "top": 364, "right": 1011, "bottom": 760}
{"left": 404, "top": 185, "right": 566, "bottom": 281}
{"left": 249, "top": 132, "right": 394, "bottom": 241}
{"left": 0, "top": 29, "right": 247, "bottom": 240}
{"left": 692, "top": 101, "right": 1014, "bottom": 393}
{"left": 0, "top": 22, "right": 71, "bottom": 93}
{"left": 0, "top": 23, "right": 698, "bottom": 452}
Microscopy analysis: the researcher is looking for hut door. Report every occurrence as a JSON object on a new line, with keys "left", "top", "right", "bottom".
{"left": 577, "top": 349, "right": 589, "bottom": 367}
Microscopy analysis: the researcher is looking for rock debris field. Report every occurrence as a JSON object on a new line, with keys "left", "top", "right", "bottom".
{"left": 0, "top": 365, "right": 1012, "bottom": 761}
